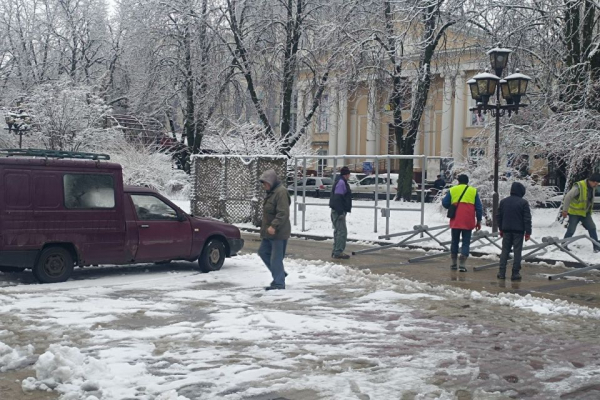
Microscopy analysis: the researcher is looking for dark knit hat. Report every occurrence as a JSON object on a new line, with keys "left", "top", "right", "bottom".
{"left": 457, "top": 174, "right": 469, "bottom": 184}
{"left": 340, "top": 166, "right": 351, "bottom": 175}
{"left": 589, "top": 172, "right": 600, "bottom": 182}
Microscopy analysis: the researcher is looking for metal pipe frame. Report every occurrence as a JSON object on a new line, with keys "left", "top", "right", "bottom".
{"left": 409, "top": 230, "right": 501, "bottom": 263}
{"left": 293, "top": 154, "right": 428, "bottom": 234}
{"left": 473, "top": 235, "right": 587, "bottom": 271}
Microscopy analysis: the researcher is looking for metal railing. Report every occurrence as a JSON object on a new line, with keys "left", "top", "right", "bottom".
{"left": 292, "top": 155, "right": 428, "bottom": 236}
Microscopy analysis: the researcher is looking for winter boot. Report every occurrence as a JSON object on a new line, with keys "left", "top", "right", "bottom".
{"left": 511, "top": 270, "right": 522, "bottom": 281}
{"left": 458, "top": 255, "right": 468, "bottom": 272}
{"left": 450, "top": 254, "right": 458, "bottom": 270}
{"left": 497, "top": 268, "right": 506, "bottom": 280}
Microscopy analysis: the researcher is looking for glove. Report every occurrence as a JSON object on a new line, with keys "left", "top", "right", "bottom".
{"left": 475, "top": 222, "right": 481, "bottom": 231}
{"left": 525, "top": 234, "right": 531, "bottom": 241}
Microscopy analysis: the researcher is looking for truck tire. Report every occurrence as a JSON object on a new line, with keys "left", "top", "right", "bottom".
{"left": 33, "top": 247, "right": 74, "bottom": 283}
{"left": 198, "top": 239, "right": 226, "bottom": 273}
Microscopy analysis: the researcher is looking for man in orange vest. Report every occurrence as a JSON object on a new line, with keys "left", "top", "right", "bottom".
{"left": 442, "top": 174, "right": 483, "bottom": 271}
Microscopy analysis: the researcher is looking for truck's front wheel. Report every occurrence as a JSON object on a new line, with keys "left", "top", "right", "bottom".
{"left": 198, "top": 239, "right": 226, "bottom": 273}
{"left": 33, "top": 247, "right": 74, "bottom": 283}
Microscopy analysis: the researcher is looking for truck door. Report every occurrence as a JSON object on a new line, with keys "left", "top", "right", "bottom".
{"left": 129, "top": 194, "right": 192, "bottom": 262}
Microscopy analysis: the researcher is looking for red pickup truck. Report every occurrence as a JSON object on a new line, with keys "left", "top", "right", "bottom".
{"left": 0, "top": 149, "right": 244, "bottom": 283}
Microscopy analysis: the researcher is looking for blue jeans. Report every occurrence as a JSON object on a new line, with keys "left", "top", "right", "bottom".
{"left": 564, "top": 214, "right": 600, "bottom": 250}
{"left": 451, "top": 229, "right": 472, "bottom": 257}
{"left": 258, "top": 239, "right": 287, "bottom": 288}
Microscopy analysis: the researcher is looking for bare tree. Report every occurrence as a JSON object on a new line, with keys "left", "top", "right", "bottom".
{"left": 218, "top": 0, "right": 358, "bottom": 156}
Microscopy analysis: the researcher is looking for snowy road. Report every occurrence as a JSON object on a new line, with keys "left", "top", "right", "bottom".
{"left": 1, "top": 255, "right": 600, "bottom": 400}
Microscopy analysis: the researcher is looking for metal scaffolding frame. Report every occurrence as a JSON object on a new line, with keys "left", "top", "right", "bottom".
{"left": 292, "top": 155, "right": 428, "bottom": 236}
{"left": 406, "top": 229, "right": 503, "bottom": 263}
{"left": 472, "top": 235, "right": 600, "bottom": 280}
{"left": 352, "top": 224, "right": 450, "bottom": 256}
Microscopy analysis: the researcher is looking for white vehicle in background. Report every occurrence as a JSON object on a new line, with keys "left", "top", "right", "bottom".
{"left": 289, "top": 177, "right": 334, "bottom": 198}
{"left": 351, "top": 174, "right": 430, "bottom": 201}
{"left": 352, "top": 174, "right": 417, "bottom": 192}
{"left": 347, "top": 173, "right": 367, "bottom": 186}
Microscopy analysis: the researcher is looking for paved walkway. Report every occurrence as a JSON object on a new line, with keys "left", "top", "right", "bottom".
{"left": 242, "top": 233, "right": 600, "bottom": 309}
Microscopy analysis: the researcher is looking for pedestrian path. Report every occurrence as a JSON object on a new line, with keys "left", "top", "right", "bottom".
{"left": 242, "top": 232, "right": 600, "bottom": 309}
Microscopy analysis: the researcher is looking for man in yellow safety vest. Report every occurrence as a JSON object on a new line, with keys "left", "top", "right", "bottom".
{"left": 561, "top": 172, "right": 600, "bottom": 253}
{"left": 442, "top": 174, "right": 483, "bottom": 271}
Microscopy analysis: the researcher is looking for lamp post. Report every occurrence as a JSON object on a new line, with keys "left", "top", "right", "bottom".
{"left": 5, "top": 113, "right": 30, "bottom": 149}
{"left": 468, "top": 46, "right": 531, "bottom": 232}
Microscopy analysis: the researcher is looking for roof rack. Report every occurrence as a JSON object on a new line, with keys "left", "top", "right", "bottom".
{"left": 0, "top": 148, "right": 110, "bottom": 161}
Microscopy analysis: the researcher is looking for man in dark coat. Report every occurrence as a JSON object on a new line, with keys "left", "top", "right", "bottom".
{"left": 433, "top": 175, "right": 446, "bottom": 190}
{"left": 329, "top": 166, "right": 352, "bottom": 259}
{"left": 497, "top": 182, "right": 532, "bottom": 281}
{"left": 258, "top": 169, "right": 291, "bottom": 290}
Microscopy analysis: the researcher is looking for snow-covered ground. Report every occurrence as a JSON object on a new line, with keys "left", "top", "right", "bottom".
{"left": 2, "top": 255, "right": 600, "bottom": 399}
{"left": 219, "top": 198, "right": 597, "bottom": 264}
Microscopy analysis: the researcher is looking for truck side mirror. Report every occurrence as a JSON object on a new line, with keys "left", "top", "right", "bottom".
{"left": 177, "top": 213, "right": 186, "bottom": 222}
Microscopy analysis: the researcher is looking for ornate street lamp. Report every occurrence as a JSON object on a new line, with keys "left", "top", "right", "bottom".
{"left": 468, "top": 47, "right": 532, "bottom": 232}
{"left": 4, "top": 112, "right": 30, "bottom": 149}
{"left": 487, "top": 47, "right": 512, "bottom": 76}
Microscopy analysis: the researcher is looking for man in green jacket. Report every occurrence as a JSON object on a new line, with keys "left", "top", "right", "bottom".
{"left": 258, "top": 169, "right": 291, "bottom": 290}
{"left": 562, "top": 172, "right": 600, "bottom": 253}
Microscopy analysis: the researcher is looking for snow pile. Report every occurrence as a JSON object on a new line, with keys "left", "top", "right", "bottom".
{"left": 22, "top": 345, "right": 106, "bottom": 398}
{"left": 0, "top": 341, "right": 35, "bottom": 372}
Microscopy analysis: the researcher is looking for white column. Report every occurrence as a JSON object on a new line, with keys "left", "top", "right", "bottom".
{"left": 423, "top": 106, "right": 432, "bottom": 169}
{"left": 328, "top": 91, "right": 338, "bottom": 155}
{"left": 337, "top": 92, "right": 348, "bottom": 155}
{"left": 349, "top": 107, "right": 358, "bottom": 169}
{"left": 366, "top": 84, "right": 377, "bottom": 155}
{"left": 441, "top": 75, "right": 453, "bottom": 157}
{"left": 452, "top": 72, "right": 466, "bottom": 161}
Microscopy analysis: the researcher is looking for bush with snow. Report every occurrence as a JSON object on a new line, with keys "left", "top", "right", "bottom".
{"left": 106, "top": 138, "right": 191, "bottom": 198}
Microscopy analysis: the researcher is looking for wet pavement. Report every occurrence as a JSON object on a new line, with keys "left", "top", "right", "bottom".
{"left": 1, "top": 234, "right": 600, "bottom": 399}
{"left": 240, "top": 232, "right": 600, "bottom": 309}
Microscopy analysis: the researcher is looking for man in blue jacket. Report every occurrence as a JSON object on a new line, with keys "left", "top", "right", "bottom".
{"left": 329, "top": 166, "right": 352, "bottom": 259}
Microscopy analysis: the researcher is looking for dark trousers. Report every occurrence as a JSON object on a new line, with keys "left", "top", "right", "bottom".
{"left": 451, "top": 229, "right": 472, "bottom": 257}
{"left": 499, "top": 232, "right": 525, "bottom": 274}
{"left": 564, "top": 214, "right": 600, "bottom": 250}
{"left": 331, "top": 210, "right": 348, "bottom": 256}
{"left": 258, "top": 239, "right": 288, "bottom": 288}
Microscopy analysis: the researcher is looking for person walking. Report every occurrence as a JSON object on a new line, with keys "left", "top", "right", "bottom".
{"left": 329, "top": 166, "right": 353, "bottom": 259}
{"left": 258, "top": 169, "right": 291, "bottom": 290}
{"left": 497, "top": 182, "right": 532, "bottom": 281}
{"left": 442, "top": 174, "right": 483, "bottom": 272}
{"left": 561, "top": 172, "right": 600, "bottom": 253}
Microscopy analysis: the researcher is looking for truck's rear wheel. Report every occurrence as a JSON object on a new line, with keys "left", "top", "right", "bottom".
{"left": 33, "top": 247, "right": 74, "bottom": 283}
{"left": 198, "top": 239, "right": 226, "bottom": 273}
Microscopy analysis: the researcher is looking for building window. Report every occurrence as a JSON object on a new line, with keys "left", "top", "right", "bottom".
{"left": 468, "top": 98, "right": 486, "bottom": 127}
{"left": 318, "top": 94, "right": 329, "bottom": 133}
{"left": 317, "top": 149, "right": 328, "bottom": 176}
{"left": 468, "top": 148, "right": 485, "bottom": 164}
{"left": 387, "top": 124, "right": 397, "bottom": 155}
